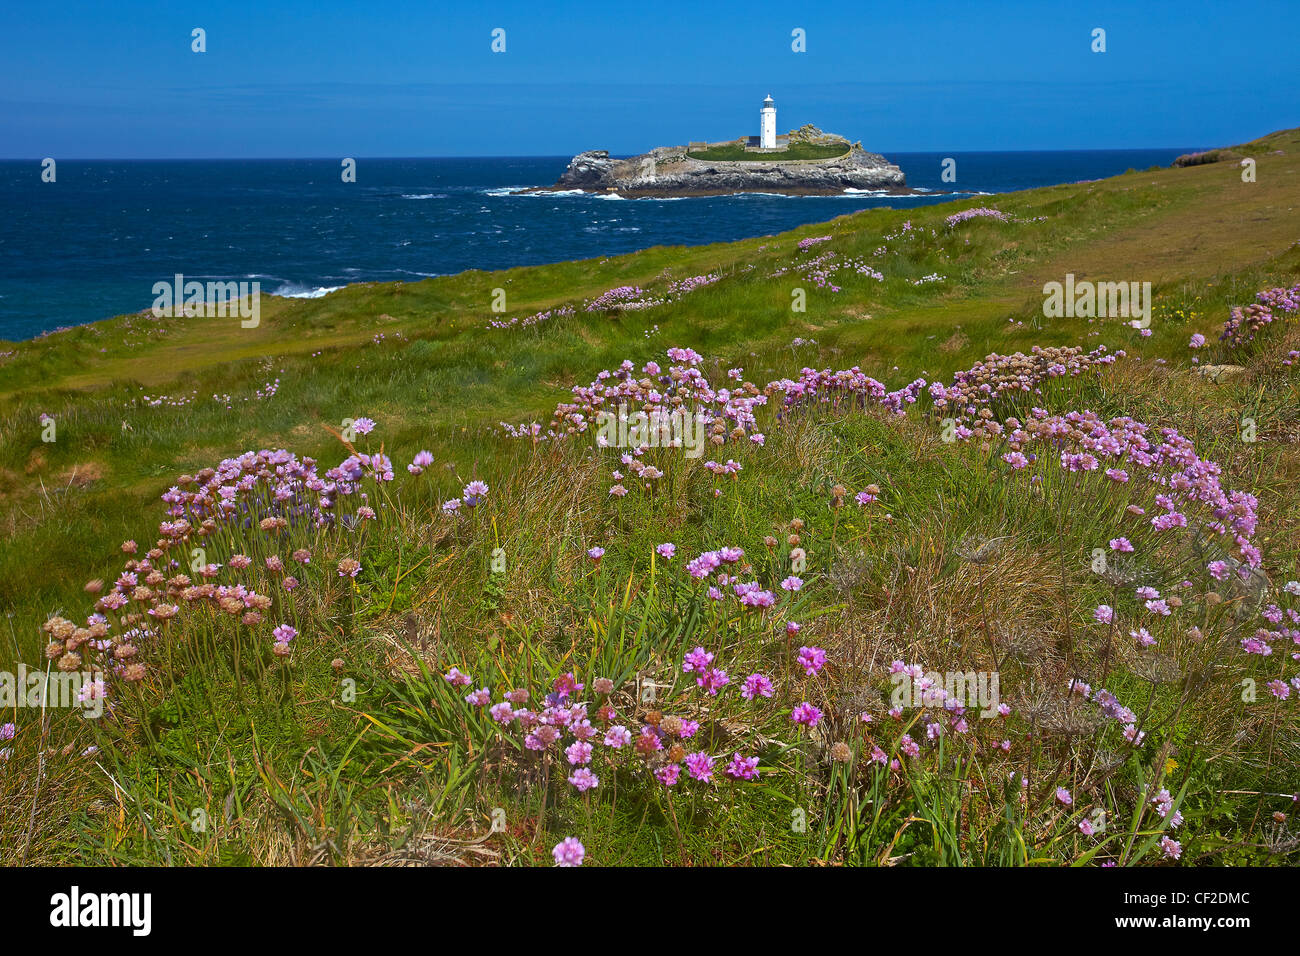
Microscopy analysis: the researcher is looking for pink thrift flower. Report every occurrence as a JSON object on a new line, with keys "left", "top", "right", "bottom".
{"left": 565, "top": 741, "right": 593, "bottom": 765}
{"left": 791, "top": 702, "right": 822, "bottom": 727}
{"left": 724, "top": 752, "right": 760, "bottom": 780}
{"left": 797, "top": 646, "right": 827, "bottom": 676}
{"left": 462, "top": 480, "right": 489, "bottom": 507}
{"left": 444, "top": 667, "right": 473, "bottom": 687}
{"left": 684, "top": 751, "right": 715, "bottom": 782}
{"left": 655, "top": 763, "right": 680, "bottom": 787}
{"left": 741, "top": 673, "right": 775, "bottom": 700}
{"left": 696, "top": 667, "right": 730, "bottom": 695}
{"left": 682, "top": 646, "right": 714, "bottom": 673}
{"left": 408, "top": 450, "right": 433, "bottom": 475}
{"left": 552, "top": 837, "right": 585, "bottom": 866}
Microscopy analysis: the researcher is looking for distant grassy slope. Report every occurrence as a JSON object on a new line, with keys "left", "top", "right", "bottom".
{"left": 685, "top": 142, "right": 851, "bottom": 161}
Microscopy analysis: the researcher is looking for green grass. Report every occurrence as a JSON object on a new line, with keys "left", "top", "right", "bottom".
{"left": 685, "top": 142, "right": 851, "bottom": 162}
{"left": 1, "top": 128, "right": 1298, "bottom": 867}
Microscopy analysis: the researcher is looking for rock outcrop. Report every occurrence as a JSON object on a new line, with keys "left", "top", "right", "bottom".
{"left": 533, "top": 129, "right": 912, "bottom": 198}
{"left": 555, "top": 150, "right": 622, "bottom": 188}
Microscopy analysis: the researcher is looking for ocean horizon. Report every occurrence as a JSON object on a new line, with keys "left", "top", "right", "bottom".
{"left": 0, "top": 147, "right": 1197, "bottom": 341}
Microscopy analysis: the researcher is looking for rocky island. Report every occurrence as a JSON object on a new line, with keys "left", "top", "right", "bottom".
{"left": 525, "top": 97, "right": 915, "bottom": 198}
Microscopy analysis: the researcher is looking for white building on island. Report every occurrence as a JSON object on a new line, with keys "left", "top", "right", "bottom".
{"left": 760, "top": 94, "right": 777, "bottom": 149}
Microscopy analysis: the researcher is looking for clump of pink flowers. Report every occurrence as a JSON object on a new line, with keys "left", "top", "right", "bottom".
{"left": 1220, "top": 283, "right": 1300, "bottom": 346}
{"left": 585, "top": 285, "right": 647, "bottom": 312}
{"left": 945, "top": 207, "right": 1010, "bottom": 228}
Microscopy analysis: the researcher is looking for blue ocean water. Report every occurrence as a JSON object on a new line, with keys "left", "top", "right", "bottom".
{"left": 0, "top": 149, "right": 1193, "bottom": 341}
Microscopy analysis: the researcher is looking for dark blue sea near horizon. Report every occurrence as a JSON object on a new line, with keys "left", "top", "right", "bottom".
{"left": 0, "top": 149, "right": 1195, "bottom": 341}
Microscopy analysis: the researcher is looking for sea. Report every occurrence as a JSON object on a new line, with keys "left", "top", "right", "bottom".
{"left": 0, "top": 149, "right": 1195, "bottom": 341}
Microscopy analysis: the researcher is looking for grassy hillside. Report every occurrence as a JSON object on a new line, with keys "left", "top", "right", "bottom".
{"left": 1, "top": 128, "right": 1298, "bottom": 867}
{"left": 685, "top": 142, "right": 850, "bottom": 161}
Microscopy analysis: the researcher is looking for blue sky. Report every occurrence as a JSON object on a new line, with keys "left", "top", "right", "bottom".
{"left": 1, "top": 0, "right": 1295, "bottom": 157}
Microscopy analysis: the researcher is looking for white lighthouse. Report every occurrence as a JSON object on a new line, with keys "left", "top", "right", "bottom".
{"left": 760, "top": 94, "right": 776, "bottom": 149}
